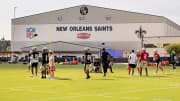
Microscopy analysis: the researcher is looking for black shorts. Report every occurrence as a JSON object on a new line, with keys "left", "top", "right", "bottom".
{"left": 32, "top": 63, "right": 38, "bottom": 68}
{"left": 155, "top": 59, "right": 160, "bottom": 63}
{"left": 171, "top": 61, "right": 176, "bottom": 65}
{"left": 155, "top": 60, "right": 160, "bottom": 66}
{"left": 129, "top": 64, "right": 136, "bottom": 68}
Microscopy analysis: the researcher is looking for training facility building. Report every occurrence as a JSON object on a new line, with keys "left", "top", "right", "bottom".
{"left": 11, "top": 5, "right": 180, "bottom": 58}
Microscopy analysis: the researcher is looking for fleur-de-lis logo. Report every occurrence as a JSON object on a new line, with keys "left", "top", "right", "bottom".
{"left": 135, "top": 26, "right": 147, "bottom": 48}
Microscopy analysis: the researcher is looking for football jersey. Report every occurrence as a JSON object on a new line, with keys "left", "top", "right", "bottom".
{"left": 129, "top": 53, "right": 137, "bottom": 64}
{"left": 140, "top": 52, "right": 149, "bottom": 61}
{"left": 136, "top": 53, "right": 141, "bottom": 59}
{"left": 42, "top": 52, "right": 49, "bottom": 65}
{"left": 85, "top": 52, "right": 92, "bottom": 64}
{"left": 154, "top": 53, "right": 160, "bottom": 61}
{"left": 31, "top": 51, "right": 39, "bottom": 63}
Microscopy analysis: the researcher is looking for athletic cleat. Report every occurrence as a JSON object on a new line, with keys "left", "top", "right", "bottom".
{"left": 50, "top": 77, "right": 54, "bottom": 80}
{"left": 41, "top": 76, "right": 46, "bottom": 79}
{"left": 86, "top": 75, "right": 90, "bottom": 79}
{"left": 30, "top": 74, "right": 34, "bottom": 77}
{"left": 154, "top": 73, "right": 157, "bottom": 75}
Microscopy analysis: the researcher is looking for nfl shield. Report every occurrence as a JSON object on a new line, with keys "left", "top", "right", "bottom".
{"left": 26, "top": 27, "right": 36, "bottom": 39}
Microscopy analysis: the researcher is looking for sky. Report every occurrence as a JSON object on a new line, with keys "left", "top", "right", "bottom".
{"left": 0, "top": 0, "right": 180, "bottom": 40}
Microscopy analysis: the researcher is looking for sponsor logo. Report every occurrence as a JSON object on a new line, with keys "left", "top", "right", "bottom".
{"left": 26, "top": 27, "right": 36, "bottom": 39}
{"left": 80, "top": 6, "right": 88, "bottom": 15}
{"left": 77, "top": 33, "right": 91, "bottom": 39}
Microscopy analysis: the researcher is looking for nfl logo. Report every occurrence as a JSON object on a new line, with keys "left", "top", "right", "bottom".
{"left": 77, "top": 33, "right": 91, "bottom": 39}
{"left": 26, "top": 27, "right": 36, "bottom": 39}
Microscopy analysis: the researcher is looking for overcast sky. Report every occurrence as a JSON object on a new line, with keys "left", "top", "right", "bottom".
{"left": 1, "top": 0, "right": 180, "bottom": 40}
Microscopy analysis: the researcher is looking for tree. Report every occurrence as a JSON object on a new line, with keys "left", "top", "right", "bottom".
{"left": 0, "top": 40, "right": 11, "bottom": 51}
{"left": 165, "top": 43, "right": 180, "bottom": 54}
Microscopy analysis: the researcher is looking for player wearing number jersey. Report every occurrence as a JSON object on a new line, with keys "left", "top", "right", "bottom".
{"left": 41, "top": 47, "right": 49, "bottom": 79}
{"left": 84, "top": 47, "right": 92, "bottom": 79}
{"left": 140, "top": 48, "right": 149, "bottom": 77}
{"left": 153, "top": 49, "right": 164, "bottom": 75}
{"left": 30, "top": 47, "right": 39, "bottom": 77}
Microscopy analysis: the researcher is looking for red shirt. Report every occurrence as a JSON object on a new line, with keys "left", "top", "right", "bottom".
{"left": 140, "top": 52, "right": 149, "bottom": 61}
{"left": 154, "top": 53, "right": 160, "bottom": 61}
{"left": 136, "top": 53, "right": 141, "bottom": 59}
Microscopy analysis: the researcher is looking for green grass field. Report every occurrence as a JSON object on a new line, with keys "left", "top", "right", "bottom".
{"left": 0, "top": 63, "right": 180, "bottom": 101}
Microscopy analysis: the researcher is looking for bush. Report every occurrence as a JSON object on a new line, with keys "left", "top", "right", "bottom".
{"left": 165, "top": 43, "right": 180, "bottom": 54}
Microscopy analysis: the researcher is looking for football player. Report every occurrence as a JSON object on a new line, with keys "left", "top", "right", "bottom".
{"left": 49, "top": 51, "right": 55, "bottom": 80}
{"left": 108, "top": 55, "right": 114, "bottom": 73}
{"left": 30, "top": 47, "right": 39, "bottom": 77}
{"left": 170, "top": 50, "right": 177, "bottom": 71}
{"left": 41, "top": 47, "right": 49, "bottom": 79}
{"left": 140, "top": 48, "right": 149, "bottom": 77}
{"left": 128, "top": 50, "right": 137, "bottom": 77}
{"left": 84, "top": 47, "right": 92, "bottom": 79}
{"left": 153, "top": 49, "right": 164, "bottom": 75}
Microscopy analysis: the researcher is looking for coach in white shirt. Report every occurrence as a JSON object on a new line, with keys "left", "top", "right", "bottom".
{"left": 128, "top": 50, "right": 137, "bottom": 77}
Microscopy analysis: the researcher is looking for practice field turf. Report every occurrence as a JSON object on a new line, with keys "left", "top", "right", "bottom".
{"left": 0, "top": 63, "right": 180, "bottom": 101}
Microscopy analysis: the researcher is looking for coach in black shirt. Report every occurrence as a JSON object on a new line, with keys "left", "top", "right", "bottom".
{"left": 101, "top": 48, "right": 110, "bottom": 77}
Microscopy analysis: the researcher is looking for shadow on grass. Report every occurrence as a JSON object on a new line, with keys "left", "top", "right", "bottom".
{"left": 54, "top": 77, "right": 72, "bottom": 80}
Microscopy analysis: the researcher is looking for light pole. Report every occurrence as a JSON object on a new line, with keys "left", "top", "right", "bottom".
{"left": 11, "top": 7, "right": 17, "bottom": 61}
{"left": 135, "top": 26, "right": 147, "bottom": 49}
{"left": 14, "top": 7, "right": 17, "bottom": 18}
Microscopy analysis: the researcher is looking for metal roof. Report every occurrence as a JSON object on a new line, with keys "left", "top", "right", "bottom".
{"left": 11, "top": 5, "right": 180, "bottom": 31}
